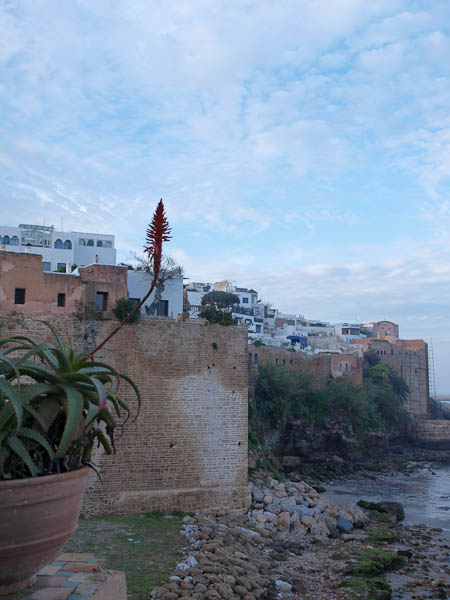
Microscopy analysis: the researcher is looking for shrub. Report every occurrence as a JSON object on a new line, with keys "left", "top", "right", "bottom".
{"left": 113, "top": 298, "right": 141, "bottom": 323}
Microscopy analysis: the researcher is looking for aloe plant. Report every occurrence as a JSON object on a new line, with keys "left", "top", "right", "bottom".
{"left": 0, "top": 199, "right": 171, "bottom": 479}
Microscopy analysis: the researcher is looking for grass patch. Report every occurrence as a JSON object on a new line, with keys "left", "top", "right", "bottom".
{"left": 63, "top": 512, "right": 185, "bottom": 600}
{"left": 346, "top": 576, "right": 392, "bottom": 599}
{"left": 350, "top": 548, "right": 404, "bottom": 576}
{"left": 368, "top": 527, "right": 400, "bottom": 544}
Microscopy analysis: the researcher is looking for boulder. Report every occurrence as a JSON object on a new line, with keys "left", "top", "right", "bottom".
{"left": 250, "top": 484, "right": 265, "bottom": 503}
{"left": 336, "top": 515, "right": 353, "bottom": 534}
{"left": 265, "top": 503, "right": 282, "bottom": 515}
{"left": 375, "top": 501, "right": 405, "bottom": 522}
{"left": 289, "top": 504, "right": 318, "bottom": 518}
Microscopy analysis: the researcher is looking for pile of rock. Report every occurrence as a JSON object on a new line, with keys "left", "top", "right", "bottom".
{"left": 151, "top": 477, "right": 370, "bottom": 600}
{"left": 248, "top": 477, "right": 368, "bottom": 542}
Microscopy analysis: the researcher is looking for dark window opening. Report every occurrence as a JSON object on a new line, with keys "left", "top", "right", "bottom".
{"left": 57, "top": 293, "right": 66, "bottom": 307}
{"left": 149, "top": 299, "right": 169, "bottom": 316}
{"left": 254, "top": 353, "right": 259, "bottom": 365}
{"left": 96, "top": 292, "right": 108, "bottom": 311}
{"left": 64, "top": 240, "right": 72, "bottom": 249}
{"left": 14, "top": 288, "right": 25, "bottom": 304}
{"left": 96, "top": 240, "right": 103, "bottom": 247}
{"left": 87, "top": 239, "right": 94, "bottom": 247}
{"left": 248, "top": 353, "right": 252, "bottom": 367}
{"left": 54, "top": 239, "right": 63, "bottom": 249}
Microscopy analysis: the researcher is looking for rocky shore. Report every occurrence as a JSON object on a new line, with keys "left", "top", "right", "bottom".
{"left": 151, "top": 473, "right": 450, "bottom": 599}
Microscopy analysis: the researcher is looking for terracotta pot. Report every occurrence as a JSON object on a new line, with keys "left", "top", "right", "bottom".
{"left": 0, "top": 467, "right": 89, "bottom": 594}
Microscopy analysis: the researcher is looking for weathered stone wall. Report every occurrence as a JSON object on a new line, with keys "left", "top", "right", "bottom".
{"left": 0, "top": 314, "right": 249, "bottom": 515}
{"left": 410, "top": 420, "right": 450, "bottom": 449}
{"left": 248, "top": 346, "right": 362, "bottom": 388}
{"left": 351, "top": 337, "right": 429, "bottom": 419}
{"left": 0, "top": 251, "right": 127, "bottom": 317}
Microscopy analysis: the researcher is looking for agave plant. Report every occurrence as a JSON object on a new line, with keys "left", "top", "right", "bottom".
{"left": 0, "top": 323, "right": 140, "bottom": 478}
{"left": 0, "top": 199, "right": 171, "bottom": 480}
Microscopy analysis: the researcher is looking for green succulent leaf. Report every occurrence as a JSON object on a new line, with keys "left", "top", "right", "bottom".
{"left": 56, "top": 386, "right": 83, "bottom": 458}
{"left": 6, "top": 435, "right": 38, "bottom": 477}
{"left": 17, "top": 428, "right": 55, "bottom": 459}
{"left": 0, "top": 379, "right": 23, "bottom": 429}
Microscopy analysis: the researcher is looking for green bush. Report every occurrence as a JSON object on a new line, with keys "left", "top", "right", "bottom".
{"left": 113, "top": 298, "right": 141, "bottom": 323}
{"left": 251, "top": 360, "right": 409, "bottom": 435}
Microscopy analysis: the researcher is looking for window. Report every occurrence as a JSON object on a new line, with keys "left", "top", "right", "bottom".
{"left": 104, "top": 240, "right": 112, "bottom": 248}
{"left": 42, "top": 262, "right": 51, "bottom": 271}
{"left": 14, "top": 288, "right": 25, "bottom": 304}
{"left": 64, "top": 240, "right": 72, "bottom": 250}
{"left": 256, "top": 324, "right": 261, "bottom": 333}
{"left": 254, "top": 353, "right": 259, "bottom": 365}
{"left": 242, "top": 297, "right": 249, "bottom": 303}
{"left": 96, "top": 292, "right": 108, "bottom": 311}
{"left": 96, "top": 240, "right": 103, "bottom": 247}
{"left": 57, "top": 263, "right": 66, "bottom": 272}
{"left": 290, "top": 359, "right": 293, "bottom": 365}
{"left": 3, "top": 235, "right": 9, "bottom": 245}
{"left": 10, "top": 236, "right": 19, "bottom": 246}
{"left": 339, "top": 362, "right": 343, "bottom": 372}
{"left": 57, "top": 293, "right": 66, "bottom": 307}
{"left": 248, "top": 353, "right": 252, "bottom": 367}
{"left": 54, "top": 239, "right": 63, "bottom": 249}
{"left": 79, "top": 238, "right": 86, "bottom": 246}
{"left": 345, "top": 362, "right": 349, "bottom": 372}
{"left": 275, "top": 358, "right": 278, "bottom": 365}
{"left": 86, "top": 239, "right": 94, "bottom": 247}
{"left": 282, "top": 359, "right": 286, "bottom": 366}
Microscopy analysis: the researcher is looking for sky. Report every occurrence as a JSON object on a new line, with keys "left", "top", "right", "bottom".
{"left": 1, "top": 1, "right": 450, "bottom": 392}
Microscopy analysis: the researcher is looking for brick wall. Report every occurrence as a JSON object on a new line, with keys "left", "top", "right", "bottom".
{"left": 410, "top": 420, "right": 450, "bottom": 449}
{"left": 351, "top": 337, "right": 429, "bottom": 419}
{"left": 0, "top": 314, "right": 249, "bottom": 515}
{"left": 248, "top": 346, "right": 362, "bottom": 388}
{"left": 0, "top": 251, "right": 127, "bottom": 317}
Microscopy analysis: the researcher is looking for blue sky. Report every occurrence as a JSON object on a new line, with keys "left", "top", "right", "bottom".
{"left": 1, "top": 1, "right": 450, "bottom": 392}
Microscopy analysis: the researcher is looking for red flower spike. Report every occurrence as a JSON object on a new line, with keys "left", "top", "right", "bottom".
{"left": 143, "top": 199, "right": 171, "bottom": 267}
{"left": 87, "top": 199, "right": 170, "bottom": 359}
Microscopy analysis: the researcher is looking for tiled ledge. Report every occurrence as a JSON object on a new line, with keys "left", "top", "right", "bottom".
{"left": 7, "top": 554, "right": 126, "bottom": 600}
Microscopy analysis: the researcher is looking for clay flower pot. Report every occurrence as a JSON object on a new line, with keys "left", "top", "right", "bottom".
{"left": 0, "top": 467, "right": 89, "bottom": 595}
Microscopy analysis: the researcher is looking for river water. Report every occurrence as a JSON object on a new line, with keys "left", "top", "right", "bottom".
{"left": 324, "top": 463, "right": 450, "bottom": 538}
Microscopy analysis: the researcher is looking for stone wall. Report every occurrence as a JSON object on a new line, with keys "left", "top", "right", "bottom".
{"left": 0, "top": 313, "right": 249, "bottom": 515}
{"left": 248, "top": 346, "right": 362, "bottom": 388}
{"left": 409, "top": 420, "right": 450, "bottom": 450}
{"left": 351, "top": 337, "right": 429, "bottom": 419}
{"left": 0, "top": 251, "right": 127, "bottom": 317}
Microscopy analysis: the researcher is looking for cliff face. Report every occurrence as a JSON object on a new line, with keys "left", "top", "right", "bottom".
{"left": 253, "top": 415, "right": 388, "bottom": 468}
{"left": 281, "top": 418, "right": 388, "bottom": 459}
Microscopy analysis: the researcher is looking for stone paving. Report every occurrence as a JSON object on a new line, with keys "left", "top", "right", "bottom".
{"left": 8, "top": 554, "right": 126, "bottom": 600}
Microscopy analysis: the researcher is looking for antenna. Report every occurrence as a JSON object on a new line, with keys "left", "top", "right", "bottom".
{"left": 61, "top": 217, "right": 64, "bottom": 232}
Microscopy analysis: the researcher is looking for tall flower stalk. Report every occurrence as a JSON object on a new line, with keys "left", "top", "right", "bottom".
{"left": 88, "top": 199, "right": 171, "bottom": 357}
{"left": 0, "top": 199, "right": 171, "bottom": 478}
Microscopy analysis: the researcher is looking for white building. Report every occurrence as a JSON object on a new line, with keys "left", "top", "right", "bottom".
{"left": 127, "top": 270, "right": 183, "bottom": 318}
{"left": 0, "top": 224, "right": 116, "bottom": 272}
